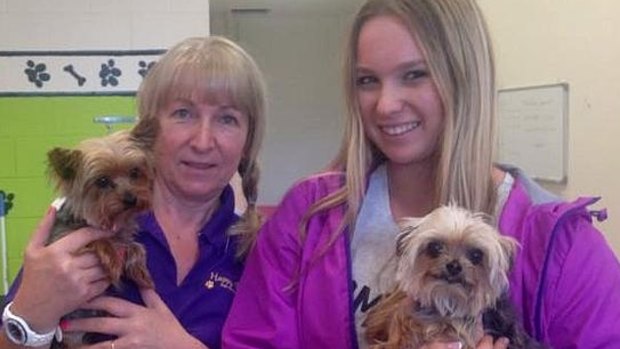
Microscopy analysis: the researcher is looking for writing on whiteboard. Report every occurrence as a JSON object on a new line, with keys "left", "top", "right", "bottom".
{"left": 498, "top": 84, "right": 568, "bottom": 182}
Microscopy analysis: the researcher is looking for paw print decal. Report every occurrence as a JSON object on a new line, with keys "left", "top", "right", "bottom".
{"left": 138, "top": 60, "right": 156, "bottom": 78}
{"left": 205, "top": 280, "right": 215, "bottom": 289}
{"left": 99, "top": 59, "right": 122, "bottom": 87}
{"left": 3, "top": 50, "right": 165, "bottom": 94}
{"left": 0, "top": 190, "right": 15, "bottom": 216}
{"left": 24, "top": 60, "right": 51, "bottom": 88}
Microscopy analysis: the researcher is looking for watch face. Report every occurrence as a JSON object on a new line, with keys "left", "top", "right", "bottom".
{"left": 6, "top": 320, "right": 26, "bottom": 344}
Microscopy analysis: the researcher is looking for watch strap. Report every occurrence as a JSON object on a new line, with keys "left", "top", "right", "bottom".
{"left": 2, "top": 301, "right": 62, "bottom": 346}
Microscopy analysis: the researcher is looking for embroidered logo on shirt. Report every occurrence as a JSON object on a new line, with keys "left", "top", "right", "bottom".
{"left": 205, "top": 272, "right": 237, "bottom": 293}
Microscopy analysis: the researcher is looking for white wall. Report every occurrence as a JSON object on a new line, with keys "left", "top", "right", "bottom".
{"left": 213, "top": 8, "right": 350, "bottom": 205}
{"left": 0, "top": 0, "right": 210, "bottom": 50}
{"left": 0, "top": 0, "right": 211, "bottom": 95}
{"left": 216, "top": 1, "right": 620, "bottom": 257}
{"left": 478, "top": 0, "right": 620, "bottom": 255}
{"left": 2, "top": 0, "right": 617, "bottom": 256}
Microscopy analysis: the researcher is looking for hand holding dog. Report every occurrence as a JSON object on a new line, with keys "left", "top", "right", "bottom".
{"left": 368, "top": 335, "right": 508, "bottom": 349}
{"left": 477, "top": 335, "right": 509, "bottom": 349}
{"left": 420, "top": 315, "right": 509, "bottom": 349}
{"left": 420, "top": 317, "right": 509, "bottom": 349}
{"left": 10, "top": 206, "right": 112, "bottom": 334}
{"left": 422, "top": 335, "right": 508, "bottom": 349}
{"left": 65, "top": 288, "right": 208, "bottom": 349}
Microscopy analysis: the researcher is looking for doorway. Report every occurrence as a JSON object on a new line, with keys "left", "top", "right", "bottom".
{"left": 210, "top": 0, "right": 358, "bottom": 204}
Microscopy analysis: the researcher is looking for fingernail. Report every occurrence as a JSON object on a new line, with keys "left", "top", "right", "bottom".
{"left": 498, "top": 337, "right": 510, "bottom": 346}
{"left": 50, "top": 197, "right": 66, "bottom": 211}
{"left": 59, "top": 319, "right": 70, "bottom": 330}
{"left": 446, "top": 342, "right": 463, "bottom": 349}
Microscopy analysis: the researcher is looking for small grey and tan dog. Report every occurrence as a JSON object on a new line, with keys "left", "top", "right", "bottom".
{"left": 46, "top": 130, "right": 153, "bottom": 348}
{"left": 364, "top": 204, "right": 542, "bottom": 349}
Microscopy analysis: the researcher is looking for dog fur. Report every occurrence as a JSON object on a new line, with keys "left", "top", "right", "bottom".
{"left": 46, "top": 130, "right": 153, "bottom": 348}
{"left": 364, "top": 204, "right": 542, "bottom": 349}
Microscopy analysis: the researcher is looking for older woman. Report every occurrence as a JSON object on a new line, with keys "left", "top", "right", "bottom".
{"left": 1, "top": 36, "right": 266, "bottom": 349}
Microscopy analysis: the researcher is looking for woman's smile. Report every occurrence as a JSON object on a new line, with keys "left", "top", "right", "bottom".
{"left": 379, "top": 121, "right": 421, "bottom": 136}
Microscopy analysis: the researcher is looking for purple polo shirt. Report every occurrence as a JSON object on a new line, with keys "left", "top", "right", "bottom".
{"left": 3, "top": 185, "right": 243, "bottom": 349}
{"left": 113, "top": 185, "right": 243, "bottom": 348}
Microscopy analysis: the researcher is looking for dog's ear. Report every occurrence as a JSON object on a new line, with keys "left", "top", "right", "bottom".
{"left": 47, "top": 147, "right": 83, "bottom": 182}
{"left": 498, "top": 235, "right": 519, "bottom": 273}
{"left": 488, "top": 235, "right": 519, "bottom": 297}
{"left": 478, "top": 211, "right": 497, "bottom": 227}
{"left": 396, "top": 224, "right": 417, "bottom": 256}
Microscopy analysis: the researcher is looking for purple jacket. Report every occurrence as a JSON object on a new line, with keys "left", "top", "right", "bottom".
{"left": 223, "top": 169, "right": 620, "bottom": 349}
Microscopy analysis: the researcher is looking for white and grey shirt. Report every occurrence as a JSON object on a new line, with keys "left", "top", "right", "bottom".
{"left": 350, "top": 164, "right": 514, "bottom": 348}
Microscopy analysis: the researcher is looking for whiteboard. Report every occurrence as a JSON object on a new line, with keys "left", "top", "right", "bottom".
{"left": 497, "top": 83, "right": 568, "bottom": 182}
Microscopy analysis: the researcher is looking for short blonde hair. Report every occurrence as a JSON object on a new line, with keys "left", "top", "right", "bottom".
{"left": 132, "top": 36, "right": 267, "bottom": 257}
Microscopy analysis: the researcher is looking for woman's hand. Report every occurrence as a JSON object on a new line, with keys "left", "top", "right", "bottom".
{"left": 421, "top": 341, "right": 463, "bottom": 349}
{"left": 476, "top": 335, "right": 509, "bottom": 349}
{"left": 11, "top": 207, "right": 112, "bottom": 333}
{"left": 422, "top": 335, "right": 509, "bottom": 349}
{"left": 421, "top": 314, "right": 509, "bottom": 349}
{"left": 65, "top": 288, "right": 207, "bottom": 349}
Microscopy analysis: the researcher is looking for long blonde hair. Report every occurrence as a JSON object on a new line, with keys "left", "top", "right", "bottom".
{"left": 132, "top": 36, "right": 267, "bottom": 258}
{"left": 302, "top": 0, "right": 497, "bottom": 240}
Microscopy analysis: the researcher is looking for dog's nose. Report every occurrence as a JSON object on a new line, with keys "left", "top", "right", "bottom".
{"left": 123, "top": 192, "right": 137, "bottom": 208}
{"left": 446, "top": 260, "right": 462, "bottom": 276}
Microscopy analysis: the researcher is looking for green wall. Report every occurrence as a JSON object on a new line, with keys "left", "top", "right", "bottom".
{"left": 0, "top": 96, "right": 135, "bottom": 292}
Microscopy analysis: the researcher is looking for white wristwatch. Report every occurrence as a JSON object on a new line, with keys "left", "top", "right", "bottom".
{"left": 2, "top": 301, "right": 62, "bottom": 347}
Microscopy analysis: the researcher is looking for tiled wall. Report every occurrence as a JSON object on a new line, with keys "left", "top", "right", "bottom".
{"left": 0, "top": 0, "right": 210, "bottom": 51}
{"left": 0, "top": 96, "right": 135, "bottom": 282}
{"left": 0, "top": 0, "right": 211, "bottom": 291}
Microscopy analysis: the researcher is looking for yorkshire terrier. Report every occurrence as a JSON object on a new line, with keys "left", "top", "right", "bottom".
{"left": 364, "top": 204, "right": 543, "bottom": 349}
{"left": 46, "top": 130, "right": 153, "bottom": 348}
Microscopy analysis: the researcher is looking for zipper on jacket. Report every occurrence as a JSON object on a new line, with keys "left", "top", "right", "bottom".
{"left": 345, "top": 230, "right": 360, "bottom": 349}
{"left": 533, "top": 197, "right": 600, "bottom": 340}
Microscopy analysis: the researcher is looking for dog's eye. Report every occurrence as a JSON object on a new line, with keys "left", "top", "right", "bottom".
{"left": 95, "top": 176, "right": 112, "bottom": 189}
{"left": 129, "top": 167, "right": 142, "bottom": 180}
{"left": 425, "top": 241, "right": 443, "bottom": 258}
{"left": 467, "top": 248, "right": 484, "bottom": 265}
